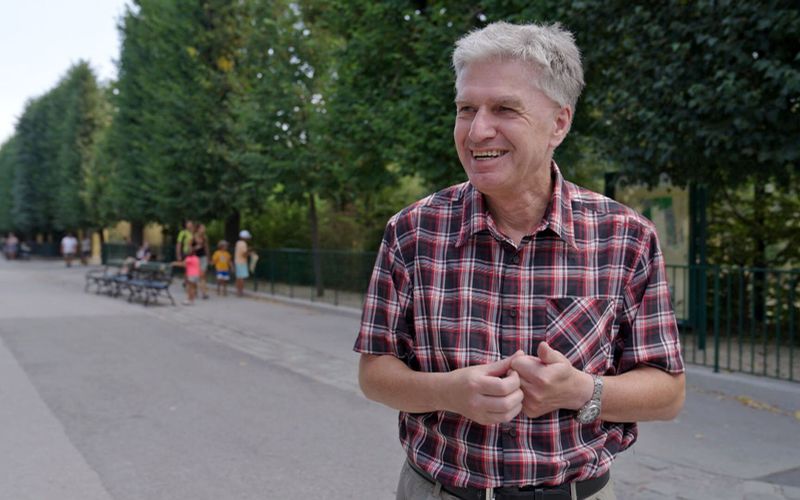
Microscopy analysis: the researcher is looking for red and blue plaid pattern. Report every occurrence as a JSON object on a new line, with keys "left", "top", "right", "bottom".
{"left": 355, "top": 163, "right": 684, "bottom": 488}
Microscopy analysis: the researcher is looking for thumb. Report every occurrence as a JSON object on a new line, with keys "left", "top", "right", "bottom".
{"left": 537, "top": 342, "right": 567, "bottom": 365}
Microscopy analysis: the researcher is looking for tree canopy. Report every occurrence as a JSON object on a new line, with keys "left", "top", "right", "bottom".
{"left": 1, "top": 1, "right": 796, "bottom": 266}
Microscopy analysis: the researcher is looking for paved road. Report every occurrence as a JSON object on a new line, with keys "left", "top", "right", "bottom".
{"left": 0, "top": 258, "right": 798, "bottom": 499}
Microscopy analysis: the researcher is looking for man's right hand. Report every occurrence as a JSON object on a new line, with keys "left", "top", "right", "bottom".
{"left": 441, "top": 357, "right": 523, "bottom": 425}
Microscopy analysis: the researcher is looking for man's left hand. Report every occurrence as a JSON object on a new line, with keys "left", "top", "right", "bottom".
{"left": 509, "top": 343, "right": 593, "bottom": 419}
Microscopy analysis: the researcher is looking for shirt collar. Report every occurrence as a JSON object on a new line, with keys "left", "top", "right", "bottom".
{"left": 455, "top": 161, "right": 578, "bottom": 250}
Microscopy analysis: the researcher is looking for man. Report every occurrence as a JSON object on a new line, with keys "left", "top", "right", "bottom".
{"left": 175, "top": 220, "right": 194, "bottom": 261}
{"left": 355, "top": 22, "right": 685, "bottom": 500}
{"left": 4, "top": 232, "right": 19, "bottom": 260}
{"left": 60, "top": 232, "right": 78, "bottom": 267}
{"left": 234, "top": 230, "right": 252, "bottom": 297}
{"left": 80, "top": 233, "right": 92, "bottom": 265}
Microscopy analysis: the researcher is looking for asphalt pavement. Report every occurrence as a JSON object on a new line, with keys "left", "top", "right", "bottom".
{"left": 0, "top": 257, "right": 798, "bottom": 500}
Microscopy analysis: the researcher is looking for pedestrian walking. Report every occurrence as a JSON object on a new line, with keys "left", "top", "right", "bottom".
{"left": 355, "top": 22, "right": 685, "bottom": 500}
{"left": 3, "top": 232, "right": 19, "bottom": 260}
{"left": 80, "top": 233, "right": 92, "bottom": 265}
{"left": 60, "top": 232, "right": 78, "bottom": 267}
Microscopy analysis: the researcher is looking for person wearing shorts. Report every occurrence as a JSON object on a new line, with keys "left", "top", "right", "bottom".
{"left": 234, "top": 230, "right": 252, "bottom": 297}
{"left": 212, "top": 240, "right": 233, "bottom": 296}
{"left": 61, "top": 232, "right": 78, "bottom": 267}
{"left": 182, "top": 251, "right": 200, "bottom": 305}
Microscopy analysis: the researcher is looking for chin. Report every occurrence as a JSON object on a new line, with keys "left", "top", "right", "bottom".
{"left": 466, "top": 174, "right": 505, "bottom": 195}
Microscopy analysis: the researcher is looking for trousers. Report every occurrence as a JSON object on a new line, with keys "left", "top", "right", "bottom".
{"left": 396, "top": 461, "right": 616, "bottom": 500}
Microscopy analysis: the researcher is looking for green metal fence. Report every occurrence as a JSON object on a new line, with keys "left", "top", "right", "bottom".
{"left": 100, "top": 244, "right": 798, "bottom": 382}
{"left": 250, "top": 248, "right": 376, "bottom": 308}
{"left": 668, "top": 264, "right": 799, "bottom": 382}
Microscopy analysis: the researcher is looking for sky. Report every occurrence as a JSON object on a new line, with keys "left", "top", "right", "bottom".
{"left": 0, "top": 0, "right": 131, "bottom": 144}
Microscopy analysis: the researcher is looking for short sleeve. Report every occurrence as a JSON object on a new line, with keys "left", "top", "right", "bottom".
{"left": 617, "top": 226, "right": 685, "bottom": 374}
{"left": 354, "top": 220, "right": 415, "bottom": 362}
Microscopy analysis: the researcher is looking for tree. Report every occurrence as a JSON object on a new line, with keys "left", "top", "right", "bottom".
{"left": 111, "top": 0, "right": 254, "bottom": 246}
{"left": 81, "top": 85, "right": 118, "bottom": 241}
{"left": 52, "top": 63, "right": 107, "bottom": 232}
{"left": 554, "top": 1, "right": 800, "bottom": 267}
{"left": 237, "top": 0, "right": 349, "bottom": 294}
{"left": 0, "top": 137, "right": 18, "bottom": 233}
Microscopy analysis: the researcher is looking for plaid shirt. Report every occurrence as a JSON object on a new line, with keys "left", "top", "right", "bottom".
{"left": 355, "top": 163, "right": 684, "bottom": 488}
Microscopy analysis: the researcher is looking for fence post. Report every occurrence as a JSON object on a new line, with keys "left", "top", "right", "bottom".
{"left": 270, "top": 251, "right": 275, "bottom": 295}
{"left": 789, "top": 278, "right": 796, "bottom": 381}
{"left": 698, "top": 265, "right": 708, "bottom": 356}
{"left": 775, "top": 273, "right": 782, "bottom": 379}
{"left": 713, "top": 266, "right": 720, "bottom": 373}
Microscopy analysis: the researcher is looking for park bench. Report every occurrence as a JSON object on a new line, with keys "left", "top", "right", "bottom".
{"left": 124, "top": 261, "right": 176, "bottom": 306}
{"left": 84, "top": 258, "right": 129, "bottom": 296}
{"left": 85, "top": 259, "right": 176, "bottom": 306}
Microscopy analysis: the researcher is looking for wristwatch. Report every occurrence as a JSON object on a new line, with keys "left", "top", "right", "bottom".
{"left": 576, "top": 374, "right": 604, "bottom": 424}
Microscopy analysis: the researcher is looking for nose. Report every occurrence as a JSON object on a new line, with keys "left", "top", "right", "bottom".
{"left": 468, "top": 107, "right": 496, "bottom": 142}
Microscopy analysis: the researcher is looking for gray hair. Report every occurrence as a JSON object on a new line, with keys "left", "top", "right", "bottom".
{"left": 453, "top": 21, "right": 585, "bottom": 109}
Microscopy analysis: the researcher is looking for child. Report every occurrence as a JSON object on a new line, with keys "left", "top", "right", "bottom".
{"left": 211, "top": 240, "right": 233, "bottom": 296}
{"left": 174, "top": 249, "right": 200, "bottom": 305}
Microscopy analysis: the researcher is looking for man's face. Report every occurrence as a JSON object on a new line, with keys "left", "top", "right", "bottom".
{"left": 454, "top": 59, "right": 571, "bottom": 198}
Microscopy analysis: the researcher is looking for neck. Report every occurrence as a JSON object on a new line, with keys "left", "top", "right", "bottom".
{"left": 484, "top": 174, "right": 553, "bottom": 246}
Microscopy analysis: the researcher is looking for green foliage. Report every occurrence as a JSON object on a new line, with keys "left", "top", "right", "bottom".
{"left": 709, "top": 180, "right": 800, "bottom": 267}
{"left": 236, "top": 0, "right": 342, "bottom": 203}
{"left": 316, "top": 1, "right": 472, "bottom": 191}
{"left": 81, "top": 85, "right": 118, "bottom": 232}
{"left": 543, "top": 1, "right": 799, "bottom": 267}
{"left": 557, "top": 1, "right": 800, "bottom": 188}
{"left": 7, "top": 61, "right": 106, "bottom": 236}
{"left": 3, "top": 1, "right": 798, "bottom": 267}
{"left": 110, "top": 0, "right": 254, "bottom": 231}
{"left": 0, "top": 137, "right": 17, "bottom": 232}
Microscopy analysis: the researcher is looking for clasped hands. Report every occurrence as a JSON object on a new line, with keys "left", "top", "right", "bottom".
{"left": 443, "top": 342, "right": 593, "bottom": 425}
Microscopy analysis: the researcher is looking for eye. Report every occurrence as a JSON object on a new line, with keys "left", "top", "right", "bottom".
{"left": 456, "top": 105, "right": 476, "bottom": 115}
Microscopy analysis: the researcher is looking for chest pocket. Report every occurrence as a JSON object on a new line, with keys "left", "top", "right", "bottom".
{"left": 545, "top": 297, "right": 616, "bottom": 374}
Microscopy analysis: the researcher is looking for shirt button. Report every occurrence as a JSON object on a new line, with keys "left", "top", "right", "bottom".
{"left": 511, "top": 254, "right": 520, "bottom": 264}
{"left": 509, "top": 308, "right": 517, "bottom": 318}
{"left": 505, "top": 427, "right": 517, "bottom": 437}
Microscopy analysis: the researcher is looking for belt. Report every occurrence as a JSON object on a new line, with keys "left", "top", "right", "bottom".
{"left": 408, "top": 460, "right": 610, "bottom": 500}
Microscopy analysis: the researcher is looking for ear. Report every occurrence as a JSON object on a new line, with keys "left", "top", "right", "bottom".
{"left": 549, "top": 105, "right": 573, "bottom": 149}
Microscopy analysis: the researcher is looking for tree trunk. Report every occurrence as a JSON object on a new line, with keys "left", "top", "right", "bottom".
{"left": 225, "top": 210, "right": 240, "bottom": 247}
{"left": 130, "top": 220, "right": 144, "bottom": 248}
{"left": 308, "top": 193, "right": 323, "bottom": 297}
{"left": 752, "top": 183, "right": 767, "bottom": 323}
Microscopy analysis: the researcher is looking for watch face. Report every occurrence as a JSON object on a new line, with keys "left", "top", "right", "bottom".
{"left": 578, "top": 403, "right": 601, "bottom": 424}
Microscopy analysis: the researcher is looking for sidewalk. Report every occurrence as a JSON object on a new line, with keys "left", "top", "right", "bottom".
{"left": 2, "top": 258, "right": 799, "bottom": 499}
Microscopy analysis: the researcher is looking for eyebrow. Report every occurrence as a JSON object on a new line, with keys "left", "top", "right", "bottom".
{"left": 454, "top": 95, "right": 525, "bottom": 108}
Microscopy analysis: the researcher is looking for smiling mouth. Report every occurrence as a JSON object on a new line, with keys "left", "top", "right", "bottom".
{"left": 471, "top": 149, "right": 508, "bottom": 160}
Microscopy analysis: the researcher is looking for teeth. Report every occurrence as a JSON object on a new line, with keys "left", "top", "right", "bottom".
{"left": 473, "top": 150, "right": 505, "bottom": 159}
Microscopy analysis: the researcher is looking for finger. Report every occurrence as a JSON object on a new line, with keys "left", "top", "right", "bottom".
{"left": 480, "top": 370, "right": 521, "bottom": 397}
{"left": 484, "top": 388, "right": 524, "bottom": 414}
